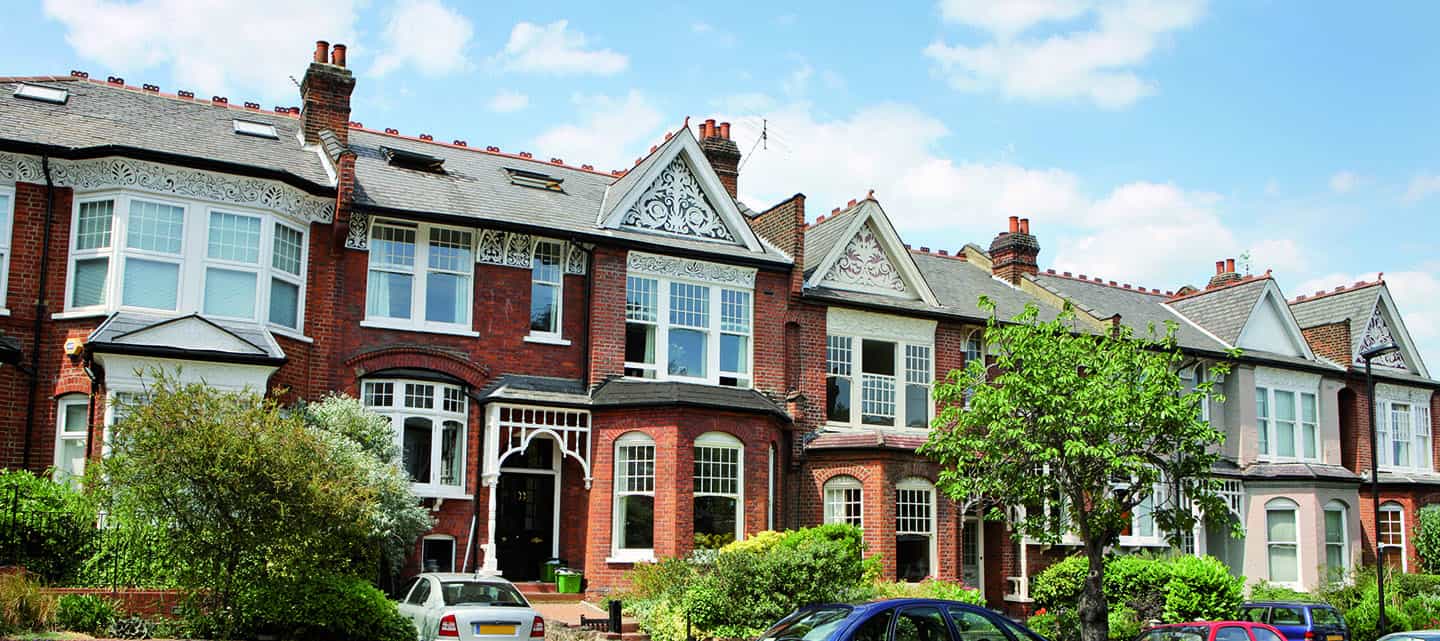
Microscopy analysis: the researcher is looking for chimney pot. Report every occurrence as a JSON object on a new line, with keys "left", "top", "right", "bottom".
{"left": 705, "top": 118, "right": 716, "bottom": 134}
{"left": 1019, "top": 218, "right": 1030, "bottom": 234}
{"left": 699, "top": 116, "right": 741, "bottom": 197}
{"left": 314, "top": 41, "right": 330, "bottom": 64}
{"left": 1008, "top": 216, "right": 1020, "bottom": 233}
{"left": 331, "top": 43, "right": 347, "bottom": 68}
{"left": 720, "top": 122, "right": 731, "bottom": 139}
{"left": 1226, "top": 258, "right": 1236, "bottom": 273}
{"left": 1215, "top": 260, "right": 1225, "bottom": 275}
{"left": 300, "top": 38, "right": 355, "bottom": 146}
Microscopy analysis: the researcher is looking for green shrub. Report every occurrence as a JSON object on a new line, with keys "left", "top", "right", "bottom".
{"left": 1105, "top": 555, "right": 1172, "bottom": 610}
{"left": 106, "top": 615, "right": 155, "bottom": 639}
{"left": 1029, "top": 608, "right": 1080, "bottom": 641}
{"left": 1391, "top": 573, "right": 1440, "bottom": 600}
{"left": 1109, "top": 605, "right": 1142, "bottom": 641}
{"left": 239, "top": 573, "right": 414, "bottom": 641}
{"left": 1402, "top": 595, "right": 1440, "bottom": 631}
{"left": 75, "top": 523, "right": 182, "bottom": 589}
{"left": 1033, "top": 555, "right": 1089, "bottom": 609}
{"left": 1345, "top": 597, "right": 1408, "bottom": 641}
{"left": 0, "top": 571, "right": 57, "bottom": 634}
{"left": 1416, "top": 506, "right": 1440, "bottom": 574}
{"left": 1249, "top": 581, "right": 1321, "bottom": 603}
{"left": 0, "top": 469, "right": 97, "bottom": 583}
{"left": 1033, "top": 553, "right": 1244, "bottom": 624}
{"left": 625, "top": 557, "right": 698, "bottom": 602}
{"left": 872, "top": 579, "right": 985, "bottom": 604}
{"left": 720, "top": 530, "right": 785, "bottom": 555}
{"left": 56, "top": 593, "right": 120, "bottom": 634}
{"left": 1161, "top": 556, "right": 1243, "bottom": 623}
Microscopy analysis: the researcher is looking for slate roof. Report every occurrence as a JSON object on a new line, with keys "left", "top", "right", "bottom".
{"left": 1166, "top": 277, "right": 1271, "bottom": 345}
{"left": 590, "top": 379, "right": 789, "bottom": 420}
{"left": 88, "top": 312, "right": 286, "bottom": 364}
{"left": 475, "top": 374, "right": 589, "bottom": 407}
{"left": 1288, "top": 283, "right": 1381, "bottom": 359}
{"left": 1029, "top": 273, "right": 1227, "bottom": 353}
{"left": 911, "top": 253, "right": 1061, "bottom": 322}
{"left": 1242, "top": 462, "right": 1362, "bottom": 483}
{"left": 0, "top": 77, "right": 331, "bottom": 188}
{"left": 801, "top": 206, "right": 862, "bottom": 276}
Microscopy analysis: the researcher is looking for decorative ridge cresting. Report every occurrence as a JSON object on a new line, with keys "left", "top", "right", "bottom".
{"left": 1166, "top": 271, "right": 1272, "bottom": 303}
{"left": 1037, "top": 268, "right": 1172, "bottom": 297}
{"left": 1289, "top": 275, "right": 1385, "bottom": 304}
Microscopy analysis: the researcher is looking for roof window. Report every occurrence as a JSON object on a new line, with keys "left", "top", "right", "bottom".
{"left": 233, "top": 119, "right": 279, "bottom": 139}
{"left": 505, "top": 168, "right": 564, "bottom": 192}
{"left": 14, "top": 83, "right": 69, "bottom": 105}
{"left": 382, "top": 146, "right": 446, "bottom": 173}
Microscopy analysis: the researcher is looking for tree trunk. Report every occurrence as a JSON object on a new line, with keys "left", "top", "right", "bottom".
{"left": 1079, "top": 539, "right": 1109, "bottom": 641}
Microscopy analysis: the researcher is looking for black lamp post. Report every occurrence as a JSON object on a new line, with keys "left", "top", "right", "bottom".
{"left": 1362, "top": 341, "right": 1400, "bottom": 635}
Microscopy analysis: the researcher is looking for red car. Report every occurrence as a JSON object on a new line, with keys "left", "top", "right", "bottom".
{"left": 1138, "top": 622, "right": 1290, "bottom": 641}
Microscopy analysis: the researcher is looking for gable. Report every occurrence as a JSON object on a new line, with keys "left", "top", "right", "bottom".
{"left": 1357, "top": 305, "right": 1407, "bottom": 369}
{"left": 803, "top": 199, "right": 939, "bottom": 306}
{"left": 821, "top": 221, "right": 908, "bottom": 294}
{"left": 619, "top": 155, "right": 735, "bottom": 242}
{"left": 1355, "top": 290, "right": 1427, "bottom": 376}
{"left": 1236, "top": 283, "right": 1314, "bottom": 359}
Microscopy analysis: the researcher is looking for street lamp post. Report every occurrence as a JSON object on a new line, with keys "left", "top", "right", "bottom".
{"left": 1362, "top": 342, "right": 1400, "bottom": 635}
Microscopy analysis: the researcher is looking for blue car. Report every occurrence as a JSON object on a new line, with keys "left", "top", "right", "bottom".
{"left": 757, "top": 599, "right": 1047, "bottom": 641}
{"left": 1240, "top": 602, "right": 1349, "bottom": 641}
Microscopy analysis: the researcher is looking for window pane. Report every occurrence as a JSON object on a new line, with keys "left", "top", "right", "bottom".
{"left": 1268, "top": 508, "right": 1296, "bottom": 542}
{"left": 1269, "top": 544, "right": 1298, "bottom": 583}
{"left": 896, "top": 535, "right": 932, "bottom": 580}
{"left": 440, "top": 420, "right": 462, "bottom": 487}
{"left": 905, "top": 384, "right": 929, "bottom": 428}
{"left": 1276, "top": 390, "right": 1295, "bottom": 457}
{"left": 206, "top": 211, "right": 261, "bottom": 263}
{"left": 720, "top": 289, "right": 751, "bottom": 334}
{"left": 668, "top": 328, "right": 707, "bottom": 377}
{"left": 426, "top": 271, "right": 468, "bottom": 324}
{"left": 861, "top": 340, "right": 896, "bottom": 376}
{"left": 126, "top": 200, "right": 184, "bottom": 253}
{"left": 861, "top": 374, "right": 896, "bottom": 425}
{"left": 57, "top": 436, "right": 87, "bottom": 481}
{"left": 827, "top": 377, "right": 852, "bottom": 422}
{"left": 62, "top": 403, "right": 88, "bottom": 433}
{"left": 371, "top": 225, "right": 416, "bottom": 268}
{"left": 428, "top": 228, "right": 473, "bottom": 271}
{"left": 403, "top": 416, "right": 433, "bottom": 483}
{"left": 1325, "top": 509, "right": 1345, "bottom": 544}
{"left": 626, "top": 277, "right": 657, "bottom": 322}
{"left": 626, "top": 323, "right": 656, "bottom": 370}
{"left": 530, "top": 282, "right": 558, "bottom": 333}
{"left": 367, "top": 271, "right": 413, "bottom": 319}
{"left": 71, "top": 257, "right": 109, "bottom": 307}
{"left": 405, "top": 383, "right": 435, "bottom": 409}
{"left": 76, "top": 200, "right": 114, "bottom": 250}
{"left": 363, "top": 381, "right": 394, "bottom": 407}
{"left": 669, "top": 282, "right": 709, "bottom": 327}
{"left": 122, "top": 258, "right": 179, "bottom": 309}
{"left": 272, "top": 224, "right": 304, "bottom": 275}
{"left": 619, "top": 495, "right": 654, "bottom": 549}
{"left": 531, "top": 241, "right": 562, "bottom": 283}
{"left": 203, "top": 268, "right": 257, "bottom": 318}
{"left": 694, "top": 496, "right": 737, "bottom": 546}
{"left": 1257, "top": 388, "right": 1270, "bottom": 455}
{"left": 893, "top": 607, "right": 946, "bottom": 641}
{"left": 269, "top": 279, "right": 299, "bottom": 328}
{"left": 618, "top": 444, "right": 655, "bottom": 492}
{"left": 720, "top": 334, "right": 748, "bottom": 374}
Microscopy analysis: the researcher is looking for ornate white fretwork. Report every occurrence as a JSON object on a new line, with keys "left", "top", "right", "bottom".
{"left": 483, "top": 404, "right": 592, "bottom": 488}
{"left": 821, "top": 222, "right": 907, "bottom": 294}
{"left": 620, "top": 156, "right": 735, "bottom": 242}
{"left": 477, "top": 229, "right": 506, "bottom": 264}
{"left": 503, "top": 233, "right": 533, "bottom": 267}
{"left": 1254, "top": 366, "right": 1322, "bottom": 392}
{"left": 626, "top": 250, "right": 756, "bottom": 287}
{"left": 344, "top": 211, "right": 370, "bottom": 250}
{"left": 565, "top": 244, "right": 587, "bottom": 274}
{"left": 1375, "top": 382, "right": 1431, "bottom": 405}
{"left": 1357, "top": 307, "right": 1407, "bottom": 369}
{"left": 0, "top": 152, "right": 334, "bottom": 223}
{"left": 826, "top": 307, "right": 936, "bottom": 344}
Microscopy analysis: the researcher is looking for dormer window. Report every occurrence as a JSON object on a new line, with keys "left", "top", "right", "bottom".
{"left": 14, "top": 83, "right": 68, "bottom": 105}
{"left": 506, "top": 168, "right": 564, "bottom": 192}
{"left": 232, "top": 119, "right": 278, "bottom": 139}
{"left": 383, "top": 146, "right": 445, "bottom": 173}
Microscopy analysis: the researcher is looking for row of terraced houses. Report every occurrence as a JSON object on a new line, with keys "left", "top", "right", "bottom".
{"left": 0, "top": 43, "right": 1436, "bottom": 611}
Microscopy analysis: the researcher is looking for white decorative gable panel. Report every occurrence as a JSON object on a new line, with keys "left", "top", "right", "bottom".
{"left": 821, "top": 222, "right": 908, "bottom": 295}
{"left": 113, "top": 317, "right": 257, "bottom": 354}
{"left": 627, "top": 251, "right": 755, "bottom": 287}
{"left": 620, "top": 156, "right": 735, "bottom": 242}
{"left": 1357, "top": 306, "right": 1407, "bottom": 369}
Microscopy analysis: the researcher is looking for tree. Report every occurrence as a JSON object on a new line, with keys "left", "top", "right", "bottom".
{"left": 92, "top": 372, "right": 432, "bottom": 638}
{"left": 921, "top": 300, "right": 1234, "bottom": 641}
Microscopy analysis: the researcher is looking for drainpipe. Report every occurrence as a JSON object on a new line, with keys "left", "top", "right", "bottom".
{"left": 21, "top": 156, "right": 56, "bottom": 471}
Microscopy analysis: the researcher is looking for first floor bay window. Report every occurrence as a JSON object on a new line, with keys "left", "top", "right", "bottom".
{"left": 823, "top": 475, "right": 863, "bottom": 528}
{"left": 1256, "top": 386, "right": 1319, "bottom": 461}
{"left": 895, "top": 478, "right": 936, "bottom": 582}
{"left": 693, "top": 432, "right": 743, "bottom": 547}
{"left": 362, "top": 378, "right": 466, "bottom": 496}
{"left": 1266, "top": 498, "right": 1300, "bottom": 586}
{"left": 365, "top": 219, "right": 474, "bottom": 333}
{"left": 1378, "top": 397, "right": 1432, "bottom": 472}
{"left": 613, "top": 432, "right": 656, "bottom": 559}
{"left": 826, "top": 333, "right": 933, "bottom": 429}
{"left": 622, "top": 272, "right": 753, "bottom": 387}
{"left": 1380, "top": 502, "right": 1406, "bottom": 571}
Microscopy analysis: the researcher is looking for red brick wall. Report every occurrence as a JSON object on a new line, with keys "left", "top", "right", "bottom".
{"left": 43, "top": 587, "right": 185, "bottom": 618}
{"left": 1301, "top": 321, "right": 1352, "bottom": 366}
{"left": 588, "top": 246, "right": 627, "bottom": 386}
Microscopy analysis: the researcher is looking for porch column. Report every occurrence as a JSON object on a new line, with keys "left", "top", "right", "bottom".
{"left": 480, "top": 404, "right": 502, "bottom": 575}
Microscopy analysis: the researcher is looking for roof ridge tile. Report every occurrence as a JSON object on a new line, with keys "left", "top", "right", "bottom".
{"left": 1289, "top": 275, "right": 1384, "bottom": 304}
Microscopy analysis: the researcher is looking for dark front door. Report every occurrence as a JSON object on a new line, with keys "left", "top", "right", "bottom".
{"left": 495, "top": 473, "right": 555, "bottom": 581}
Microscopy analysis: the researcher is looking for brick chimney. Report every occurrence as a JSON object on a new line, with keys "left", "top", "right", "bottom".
{"left": 699, "top": 118, "right": 741, "bottom": 198}
{"left": 989, "top": 216, "right": 1040, "bottom": 284}
{"left": 300, "top": 40, "right": 355, "bottom": 146}
{"left": 1207, "top": 258, "right": 1241, "bottom": 289}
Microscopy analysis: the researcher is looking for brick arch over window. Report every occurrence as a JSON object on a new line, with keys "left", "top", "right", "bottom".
{"left": 344, "top": 345, "right": 490, "bottom": 391}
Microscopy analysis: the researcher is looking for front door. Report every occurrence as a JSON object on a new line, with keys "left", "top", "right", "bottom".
{"left": 495, "top": 441, "right": 558, "bottom": 581}
{"left": 962, "top": 517, "right": 983, "bottom": 592}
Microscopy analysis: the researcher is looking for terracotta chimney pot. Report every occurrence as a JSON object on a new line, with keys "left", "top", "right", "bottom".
{"left": 1019, "top": 218, "right": 1030, "bottom": 234}
{"left": 719, "top": 122, "right": 731, "bottom": 139}
{"left": 1215, "top": 260, "right": 1225, "bottom": 275}
{"left": 314, "top": 41, "right": 329, "bottom": 64}
{"left": 332, "top": 44, "right": 347, "bottom": 67}
{"left": 1226, "top": 258, "right": 1236, "bottom": 272}
{"left": 1008, "top": 216, "right": 1020, "bottom": 233}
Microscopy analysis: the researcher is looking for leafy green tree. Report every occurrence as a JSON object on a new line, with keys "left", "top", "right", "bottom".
{"left": 922, "top": 300, "right": 1233, "bottom": 641}
{"left": 1413, "top": 505, "right": 1440, "bottom": 574}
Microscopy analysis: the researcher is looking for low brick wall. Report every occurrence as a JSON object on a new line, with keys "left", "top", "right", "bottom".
{"left": 42, "top": 587, "right": 186, "bottom": 618}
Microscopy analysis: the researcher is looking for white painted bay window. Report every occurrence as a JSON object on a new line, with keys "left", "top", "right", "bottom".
{"left": 622, "top": 274, "right": 752, "bottom": 387}
{"left": 528, "top": 240, "right": 564, "bottom": 341}
{"left": 826, "top": 335, "right": 933, "bottom": 428}
{"left": 365, "top": 219, "right": 474, "bottom": 335}
{"left": 896, "top": 478, "right": 936, "bottom": 582}
{"left": 1378, "top": 396, "right": 1432, "bottom": 472}
{"left": 613, "top": 432, "right": 656, "bottom": 560}
{"left": 0, "top": 185, "right": 12, "bottom": 312}
{"left": 1256, "top": 386, "right": 1319, "bottom": 461}
{"left": 693, "top": 432, "right": 743, "bottom": 547}
{"left": 823, "top": 475, "right": 863, "bottom": 528}
{"left": 362, "top": 378, "right": 467, "bottom": 497}
{"left": 53, "top": 395, "right": 90, "bottom": 485}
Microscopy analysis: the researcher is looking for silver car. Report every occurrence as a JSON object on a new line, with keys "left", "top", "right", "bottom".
{"left": 396, "top": 573, "right": 545, "bottom": 641}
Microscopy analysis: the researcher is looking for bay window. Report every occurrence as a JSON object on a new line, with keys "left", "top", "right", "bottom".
{"left": 622, "top": 274, "right": 752, "bottom": 387}
{"left": 613, "top": 432, "right": 656, "bottom": 559}
{"left": 362, "top": 378, "right": 467, "bottom": 497}
{"left": 823, "top": 475, "right": 863, "bottom": 528}
{"left": 693, "top": 432, "right": 743, "bottom": 547}
{"left": 826, "top": 334, "right": 933, "bottom": 428}
{"left": 528, "top": 240, "right": 563, "bottom": 339}
{"left": 53, "top": 395, "right": 90, "bottom": 485}
{"left": 0, "top": 185, "right": 12, "bottom": 311}
{"left": 1256, "top": 386, "right": 1319, "bottom": 461}
{"left": 896, "top": 478, "right": 936, "bottom": 581}
{"left": 1266, "top": 498, "right": 1299, "bottom": 586}
{"left": 64, "top": 193, "right": 307, "bottom": 332}
{"left": 1380, "top": 502, "right": 1406, "bottom": 571}
{"left": 1378, "top": 399, "right": 1432, "bottom": 472}
{"left": 365, "top": 219, "right": 474, "bottom": 334}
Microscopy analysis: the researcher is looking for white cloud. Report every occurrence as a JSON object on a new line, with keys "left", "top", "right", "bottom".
{"left": 782, "top": 63, "right": 813, "bottom": 96}
{"left": 1328, "top": 170, "right": 1362, "bottom": 194}
{"left": 530, "top": 91, "right": 664, "bottom": 171}
{"left": 43, "top": 0, "right": 359, "bottom": 102}
{"left": 487, "top": 89, "right": 529, "bottom": 113}
{"left": 1403, "top": 173, "right": 1440, "bottom": 202}
{"left": 925, "top": 0, "right": 1205, "bottom": 108}
{"left": 371, "top": 0, "right": 474, "bottom": 77}
{"left": 492, "top": 20, "right": 628, "bottom": 75}
{"left": 1295, "top": 267, "right": 1440, "bottom": 370}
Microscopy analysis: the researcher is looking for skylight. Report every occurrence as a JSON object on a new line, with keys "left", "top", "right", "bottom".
{"left": 233, "top": 119, "right": 279, "bottom": 139}
{"left": 506, "top": 168, "right": 564, "bottom": 192}
{"left": 382, "top": 146, "right": 445, "bottom": 172}
{"left": 14, "top": 83, "right": 68, "bottom": 105}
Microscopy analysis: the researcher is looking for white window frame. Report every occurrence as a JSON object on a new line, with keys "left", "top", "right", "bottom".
{"left": 1378, "top": 398, "right": 1433, "bottom": 473}
{"left": 0, "top": 183, "right": 13, "bottom": 314}
{"left": 895, "top": 477, "right": 937, "bottom": 582}
{"left": 1255, "top": 386, "right": 1320, "bottom": 462}
{"left": 963, "top": 329, "right": 983, "bottom": 366}
{"left": 60, "top": 191, "right": 309, "bottom": 337}
{"left": 362, "top": 218, "right": 477, "bottom": 337}
{"left": 1323, "top": 500, "right": 1349, "bottom": 581}
{"left": 611, "top": 431, "right": 657, "bottom": 562}
{"left": 524, "top": 239, "right": 567, "bottom": 344}
{"left": 825, "top": 333, "right": 934, "bottom": 429}
{"left": 1118, "top": 479, "right": 1168, "bottom": 547}
{"left": 53, "top": 395, "right": 90, "bottom": 484}
{"left": 1265, "top": 497, "right": 1301, "bottom": 589}
{"left": 1379, "top": 502, "right": 1407, "bottom": 572}
{"left": 622, "top": 274, "right": 753, "bottom": 387}
{"left": 421, "top": 534, "right": 457, "bottom": 573}
{"left": 1180, "top": 363, "right": 1211, "bottom": 423}
{"left": 823, "top": 474, "right": 863, "bottom": 528}
{"left": 693, "top": 431, "right": 744, "bottom": 544}
{"left": 361, "top": 378, "right": 468, "bottom": 498}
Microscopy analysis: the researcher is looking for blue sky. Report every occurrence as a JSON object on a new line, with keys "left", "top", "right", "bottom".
{"left": 4, "top": 0, "right": 1439, "bottom": 365}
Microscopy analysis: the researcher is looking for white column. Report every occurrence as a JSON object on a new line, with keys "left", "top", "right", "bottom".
{"left": 479, "top": 404, "right": 502, "bottom": 575}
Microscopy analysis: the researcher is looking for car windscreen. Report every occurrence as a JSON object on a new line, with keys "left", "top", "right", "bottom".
{"left": 440, "top": 581, "right": 528, "bottom": 607}
{"left": 760, "top": 606, "right": 854, "bottom": 641}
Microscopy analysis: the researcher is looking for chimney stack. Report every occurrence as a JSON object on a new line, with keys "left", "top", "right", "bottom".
{"left": 699, "top": 117, "right": 741, "bottom": 199}
{"left": 1207, "top": 257, "right": 1241, "bottom": 289}
{"left": 989, "top": 216, "right": 1041, "bottom": 284}
{"left": 300, "top": 39, "right": 355, "bottom": 146}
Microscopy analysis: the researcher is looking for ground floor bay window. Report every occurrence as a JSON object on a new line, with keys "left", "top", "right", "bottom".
{"left": 362, "top": 377, "right": 466, "bottom": 497}
{"left": 613, "top": 432, "right": 656, "bottom": 561}
{"left": 895, "top": 478, "right": 936, "bottom": 582}
{"left": 1266, "top": 498, "right": 1300, "bottom": 587}
{"left": 693, "top": 432, "right": 743, "bottom": 548}
{"left": 824, "top": 475, "right": 863, "bottom": 528}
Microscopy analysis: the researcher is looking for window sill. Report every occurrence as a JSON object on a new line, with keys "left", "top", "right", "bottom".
{"left": 52, "top": 310, "right": 109, "bottom": 321}
{"left": 0, "top": 308, "right": 8, "bottom": 317}
{"left": 523, "top": 334, "right": 572, "bottom": 346}
{"left": 361, "top": 319, "right": 479, "bottom": 337}
{"left": 268, "top": 326, "right": 314, "bottom": 343}
{"left": 605, "top": 552, "right": 656, "bottom": 565}
{"left": 412, "top": 487, "right": 473, "bottom": 500}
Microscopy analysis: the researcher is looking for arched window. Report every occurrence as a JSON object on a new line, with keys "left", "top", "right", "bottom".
{"left": 361, "top": 377, "right": 466, "bottom": 496}
{"left": 823, "top": 475, "right": 863, "bottom": 528}
{"left": 613, "top": 432, "right": 656, "bottom": 559}
{"left": 54, "top": 394, "right": 91, "bottom": 486}
{"left": 1380, "top": 502, "right": 1407, "bottom": 572}
{"left": 896, "top": 477, "right": 936, "bottom": 582}
{"left": 1265, "top": 498, "right": 1300, "bottom": 586}
{"left": 694, "top": 432, "right": 743, "bottom": 548}
{"left": 1323, "top": 500, "right": 1349, "bottom": 582}
{"left": 964, "top": 330, "right": 983, "bottom": 366}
